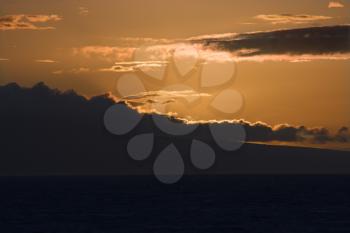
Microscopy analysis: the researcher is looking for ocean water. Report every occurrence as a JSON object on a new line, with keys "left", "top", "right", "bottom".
{"left": 1, "top": 176, "right": 350, "bottom": 233}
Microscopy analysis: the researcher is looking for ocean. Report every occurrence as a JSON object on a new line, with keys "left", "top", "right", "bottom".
{"left": 1, "top": 175, "right": 350, "bottom": 233}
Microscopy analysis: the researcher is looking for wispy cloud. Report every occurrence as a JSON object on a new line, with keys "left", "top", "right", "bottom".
{"left": 0, "top": 14, "right": 62, "bottom": 30}
{"left": 73, "top": 46, "right": 135, "bottom": 62}
{"left": 35, "top": 59, "right": 56, "bottom": 63}
{"left": 328, "top": 1, "right": 345, "bottom": 8}
{"left": 0, "top": 58, "right": 9, "bottom": 61}
{"left": 123, "top": 90, "right": 211, "bottom": 113}
{"left": 99, "top": 61, "right": 168, "bottom": 73}
{"left": 78, "top": 7, "right": 89, "bottom": 16}
{"left": 188, "top": 33, "right": 238, "bottom": 41}
{"left": 52, "top": 70, "right": 63, "bottom": 75}
{"left": 255, "top": 14, "right": 332, "bottom": 24}
{"left": 25, "top": 14, "right": 62, "bottom": 22}
{"left": 234, "top": 53, "right": 350, "bottom": 63}
{"left": 52, "top": 67, "right": 90, "bottom": 75}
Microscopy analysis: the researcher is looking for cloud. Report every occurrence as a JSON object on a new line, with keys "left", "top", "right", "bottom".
{"left": 254, "top": 14, "right": 332, "bottom": 24}
{"left": 185, "top": 120, "right": 349, "bottom": 145}
{"left": 25, "top": 14, "right": 62, "bottom": 23}
{"left": 234, "top": 53, "right": 350, "bottom": 63}
{"left": 118, "top": 37, "right": 175, "bottom": 46}
{"left": 78, "top": 7, "right": 89, "bottom": 16}
{"left": 0, "top": 82, "right": 349, "bottom": 175}
{"left": 328, "top": 1, "right": 345, "bottom": 8}
{"left": 35, "top": 59, "right": 56, "bottom": 63}
{"left": 120, "top": 91, "right": 349, "bottom": 145}
{"left": 336, "top": 127, "right": 350, "bottom": 142}
{"left": 52, "top": 67, "right": 90, "bottom": 75}
{"left": 193, "top": 25, "right": 350, "bottom": 62}
{"left": 73, "top": 46, "right": 135, "bottom": 62}
{"left": 188, "top": 33, "right": 238, "bottom": 41}
{"left": 71, "top": 25, "right": 350, "bottom": 69}
{"left": 52, "top": 70, "right": 63, "bottom": 75}
{"left": 71, "top": 26, "right": 350, "bottom": 72}
{"left": 0, "top": 58, "right": 9, "bottom": 61}
{"left": 0, "top": 14, "right": 62, "bottom": 30}
{"left": 99, "top": 61, "right": 168, "bottom": 73}
{"left": 2, "top": 82, "right": 348, "bottom": 147}
{"left": 122, "top": 90, "right": 210, "bottom": 111}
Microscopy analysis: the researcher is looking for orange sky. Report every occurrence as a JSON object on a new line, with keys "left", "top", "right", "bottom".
{"left": 0, "top": 0, "right": 349, "bottom": 135}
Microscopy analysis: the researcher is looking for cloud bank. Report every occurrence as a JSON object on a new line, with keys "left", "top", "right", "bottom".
{"left": 1, "top": 82, "right": 348, "bottom": 146}
{"left": 1, "top": 82, "right": 349, "bottom": 175}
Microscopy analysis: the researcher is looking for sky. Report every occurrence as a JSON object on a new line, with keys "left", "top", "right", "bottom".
{"left": 0, "top": 0, "right": 349, "bottom": 149}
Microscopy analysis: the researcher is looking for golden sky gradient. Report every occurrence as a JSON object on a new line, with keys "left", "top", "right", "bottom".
{"left": 0, "top": 0, "right": 349, "bottom": 144}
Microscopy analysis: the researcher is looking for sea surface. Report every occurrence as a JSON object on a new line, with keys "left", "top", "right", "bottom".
{"left": 1, "top": 175, "right": 350, "bottom": 233}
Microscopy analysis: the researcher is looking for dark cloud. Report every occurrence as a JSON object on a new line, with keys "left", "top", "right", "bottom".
{"left": 193, "top": 25, "right": 350, "bottom": 58}
{"left": 1, "top": 83, "right": 349, "bottom": 175}
{"left": 203, "top": 120, "right": 349, "bottom": 144}
{"left": 0, "top": 82, "right": 347, "bottom": 146}
{"left": 336, "top": 127, "right": 350, "bottom": 142}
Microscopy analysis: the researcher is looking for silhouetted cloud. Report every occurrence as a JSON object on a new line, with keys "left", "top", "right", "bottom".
{"left": 0, "top": 14, "right": 62, "bottom": 30}
{"left": 1, "top": 82, "right": 347, "bottom": 146}
{"left": 255, "top": 14, "right": 332, "bottom": 24}
{"left": 1, "top": 82, "right": 349, "bottom": 175}
{"left": 193, "top": 25, "right": 350, "bottom": 61}
{"left": 198, "top": 120, "right": 349, "bottom": 144}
